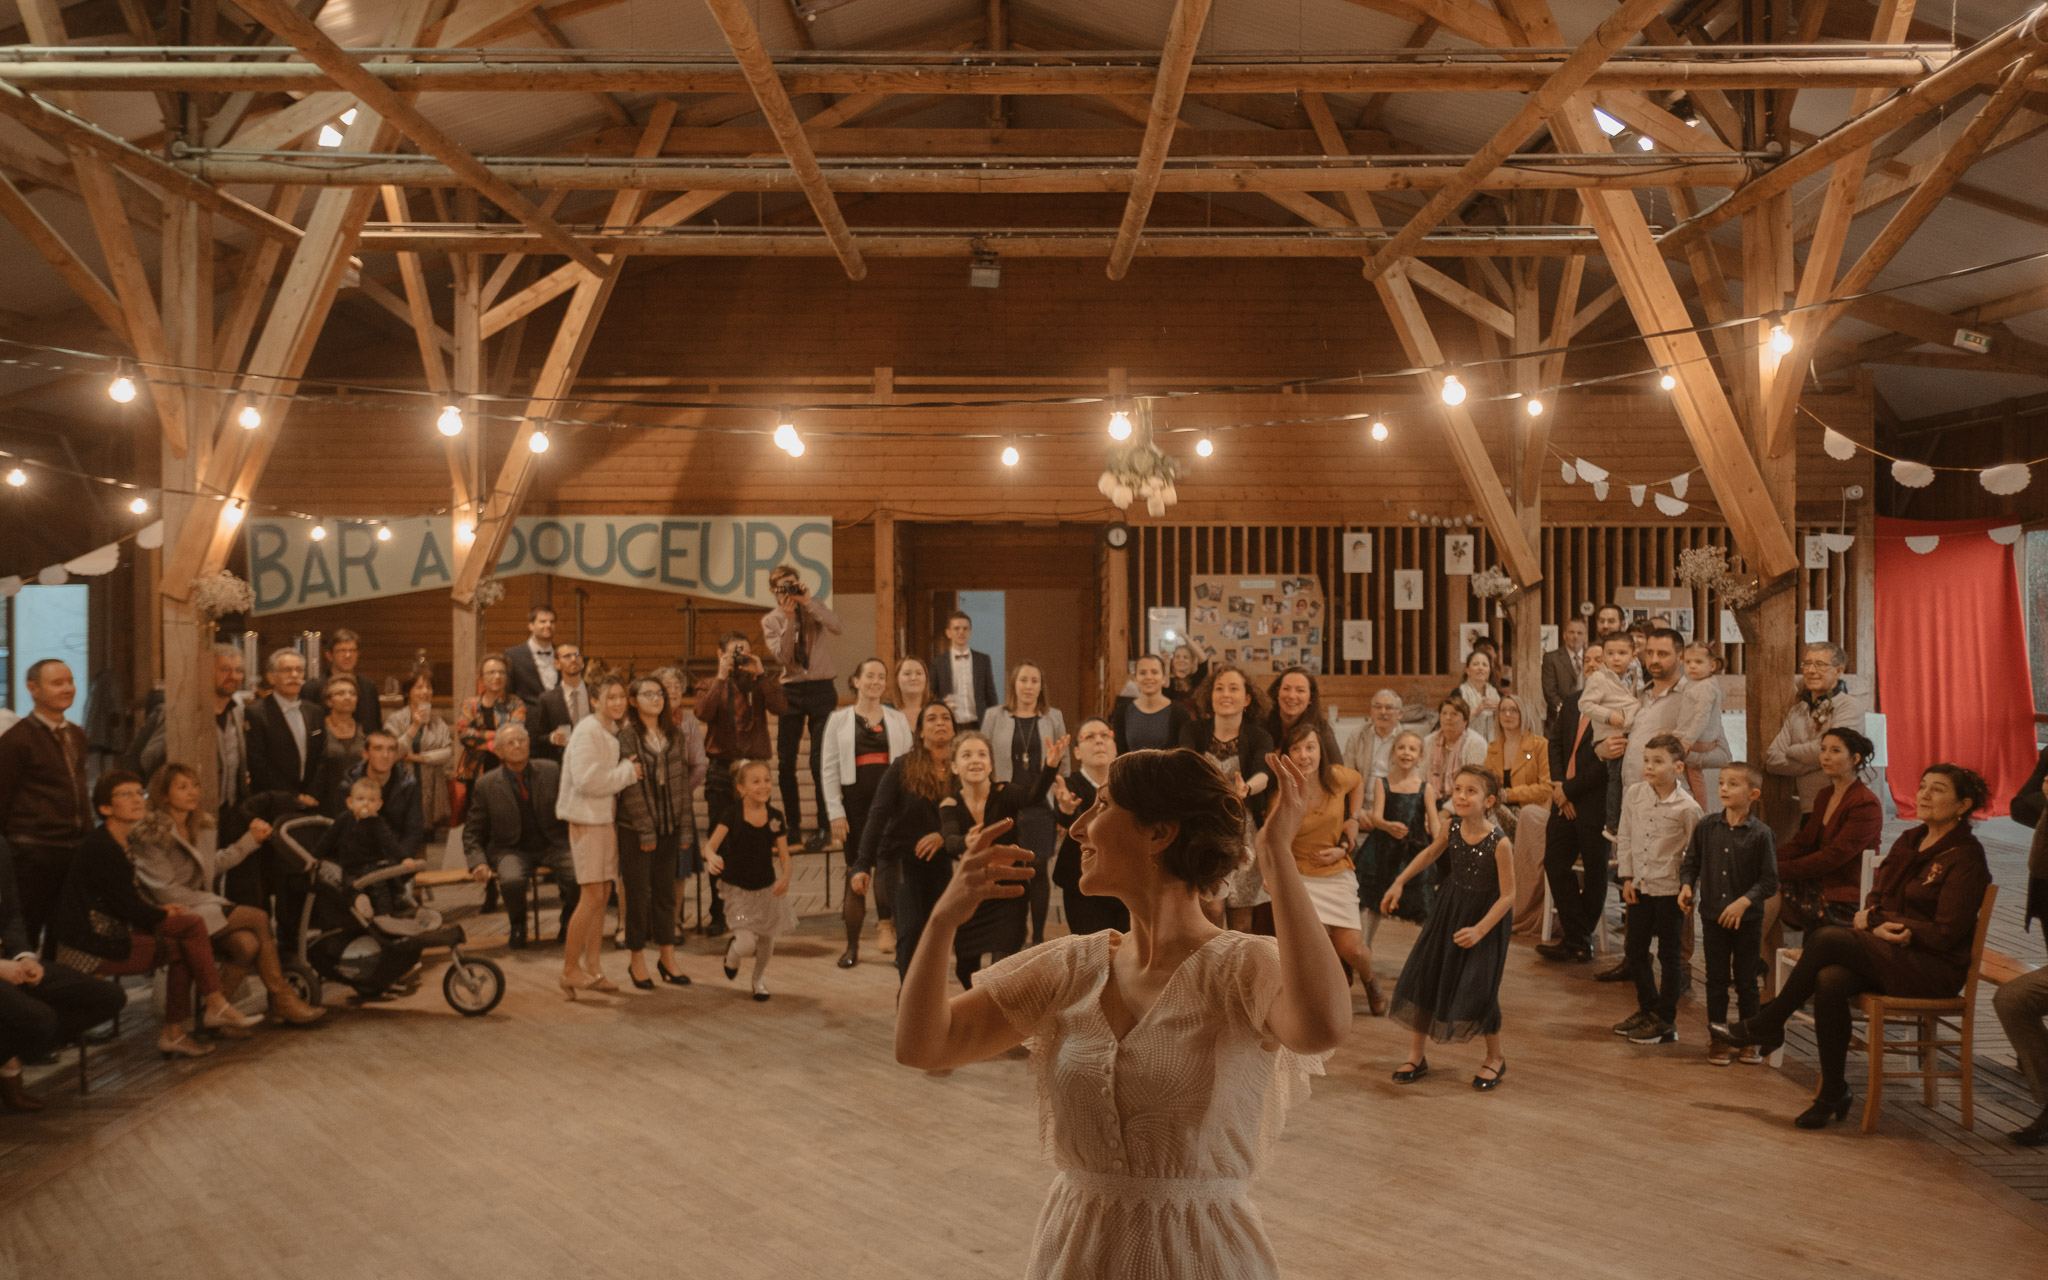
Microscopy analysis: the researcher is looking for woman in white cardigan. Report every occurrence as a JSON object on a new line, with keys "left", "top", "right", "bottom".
{"left": 978, "top": 662, "right": 1070, "bottom": 947}
{"left": 821, "top": 658, "right": 914, "bottom": 968}
{"left": 555, "top": 675, "right": 641, "bottom": 998}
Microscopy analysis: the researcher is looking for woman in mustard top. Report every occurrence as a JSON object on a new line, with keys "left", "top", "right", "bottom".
{"left": 1279, "top": 719, "right": 1385, "bottom": 1014}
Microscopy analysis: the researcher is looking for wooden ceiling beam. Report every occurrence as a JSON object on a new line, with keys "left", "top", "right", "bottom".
{"left": 0, "top": 169, "right": 132, "bottom": 343}
{"left": 452, "top": 102, "right": 675, "bottom": 603}
{"left": 703, "top": 0, "right": 866, "bottom": 280}
{"left": 3, "top": 55, "right": 1953, "bottom": 96}
{"left": 184, "top": 155, "right": 1754, "bottom": 192}
{"left": 1105, "top": 0, "right": 1212, "bottom": 280}
{"left": 236, "top": 0, "right": 608, "bottom": 276}
{"left": 1358, "top": 0, "right": 1671, "bottom": 283}
{"left": 362, "top": 226, "right": 1601, "bottom": 256}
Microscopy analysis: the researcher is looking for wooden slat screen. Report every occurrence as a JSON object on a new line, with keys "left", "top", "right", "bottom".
{"left": 1126, "top": 522, "right": 1867, "bottom": 680}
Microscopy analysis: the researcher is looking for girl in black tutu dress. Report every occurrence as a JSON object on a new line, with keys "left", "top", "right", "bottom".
{"left": 1379, "top": 764, "right": 1514, "bottom": 1091}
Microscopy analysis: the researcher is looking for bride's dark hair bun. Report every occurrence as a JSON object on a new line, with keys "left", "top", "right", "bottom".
{"left": 1107, "top": 748, "right": 1247, "bottom": 896}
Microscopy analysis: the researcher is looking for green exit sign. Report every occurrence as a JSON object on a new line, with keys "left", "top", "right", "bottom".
{"left": 1953, "top": 329, "right": 1992, "bottom": 354}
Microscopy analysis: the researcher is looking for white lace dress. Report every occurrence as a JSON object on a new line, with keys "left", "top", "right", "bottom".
{"left": 977, "top": 930, "right": 1330, "bottom": 1279}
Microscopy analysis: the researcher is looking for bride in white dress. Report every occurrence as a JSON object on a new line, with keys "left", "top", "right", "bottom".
{"left": 894, "top": 747, "right": 1351, "bottom": 1278}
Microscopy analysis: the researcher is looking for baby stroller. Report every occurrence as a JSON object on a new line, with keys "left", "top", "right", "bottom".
{"left": 273, "top": 816, "right": 505, "bottom": 1017}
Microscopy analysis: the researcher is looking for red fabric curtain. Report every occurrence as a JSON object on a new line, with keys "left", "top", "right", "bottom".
{"left": 1874, "top": 516, "right": 2036, "bottom": 818}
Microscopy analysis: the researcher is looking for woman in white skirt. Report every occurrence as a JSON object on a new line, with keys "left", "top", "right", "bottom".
{"left": 1275, "top": 719, "right": 1384, "bottom": 1014}
{"left": 555, "top": 675, "right": 641, "bottom": 998}
{"left": 893, "top": 747, "right": 1349, "bottom": 1278}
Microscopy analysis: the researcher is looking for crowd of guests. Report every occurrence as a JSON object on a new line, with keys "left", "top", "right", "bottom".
{"left": 0, "top": 586, "right": 2043, "bottom": 1149}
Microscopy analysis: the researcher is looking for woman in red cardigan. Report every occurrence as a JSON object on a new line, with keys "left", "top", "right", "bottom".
{"left": 1775, "top": 728, "right": 1886, "bottom": 928}
{"left": 1721, "top": 763, "right": 1994, "bottom": 1129}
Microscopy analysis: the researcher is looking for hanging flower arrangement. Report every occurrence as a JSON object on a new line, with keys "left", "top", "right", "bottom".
{"left": 472, "top": 577, "right": 507, "bottom": 612}
{"left": 1675, "top": 544, "right": 1758, "bottom": 609}
{"left": 1096, "top": 404, "right": 1181, "bottom": 517}
{"left": 190, "top": 570, "right": 254, "bottom": 621}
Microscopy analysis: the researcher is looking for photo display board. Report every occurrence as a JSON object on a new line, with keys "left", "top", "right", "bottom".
{"left": 1187, "top": 574, "right": 1327, "bottom": 675}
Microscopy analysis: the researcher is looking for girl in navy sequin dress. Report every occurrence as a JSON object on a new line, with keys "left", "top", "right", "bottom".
{"left": 1379, "top": 764, "right": 1515, "bottom": 1090}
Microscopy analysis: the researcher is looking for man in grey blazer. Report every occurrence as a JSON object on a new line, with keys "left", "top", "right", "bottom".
{"left": 1540, "top": 617, "right": 1589, "bottom": 729}
{"left": 460, "top": 725, "right": 577, "bottom": 949}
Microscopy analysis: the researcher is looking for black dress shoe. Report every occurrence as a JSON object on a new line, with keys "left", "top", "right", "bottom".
{"left": 1472, "top": 1061, "right": 1508, "bottom": 1091}
{"left": 1392, "top": 1058, "right": 1429, "bottom": 1084}
{"left": 1794, "top": 1087, "right": 1853, "bottom": 1130}
{"left": 507, "top": 925, "right": 528, "bottom": 951}
{"left": 1535, "top": 942, "right": 1590, "bottom": 963}
{"left": 1593, "top": 961, "right": 1634, "bottom": 983}
{"left": 836, "top": 947, "right": 859, "bottom": 969}
{"left": 1714, "top": 1017, "right": 1785, "bottom": 1056}
{"left": 2011, "top": 1106, "right": 2048, "bottom": 1147}
{"left": 629, "top": 971, "right": 655, "bottom": 991}
{"left": 723, "top": 943, "right": 739, "bottom": 982}
{"left": 657, "top": 961, "right": 692, "bottom": 986}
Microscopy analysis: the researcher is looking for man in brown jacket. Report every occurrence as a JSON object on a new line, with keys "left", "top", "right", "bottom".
{"left": 0, "top": 660, "right": 93, "bottom": 952}
{"left": 692, "top": 632, "right": 788, "bottom": 935}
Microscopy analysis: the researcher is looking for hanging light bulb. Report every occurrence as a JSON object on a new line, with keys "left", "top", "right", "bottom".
{"left": 309, "top": 524, "right": 327, "bottom": 542}
{"left": 456, "top": 519, "right": 475, "bottom": 544}
{"left": 128, "top": 495, "right": 149, "bottom": 514}
{"left": 528, "top": 429, "right": 550, "bottom": 454}
{"left": 436, "top": 405, "right": 464, "bottom": 437}
{"left": 1107, "top": 409, "right": 1133, "bottom": 441}
{"left": 5, "top": 467, "right": 26, "bottom": 487}
{"left": 772, "top": 422, "right": 798, "bottom": 452}
{"left": 1001, "top": 444, "right": 1020, "bottom": 467}
{"left": 1525, "top": 398, "right": 1544, "bottom": 418}
{"left": 1769, "top": 321, "right": 1794, "bottom": 355}
{"left": 1195, "top": 436, "right": 1214, "bottom": 457}
{"left": 1370, "top": 420, "right": 1389, "bottom": 442}
{"left": 784, "top": 434, "right": 806, "bottom": 458}
{"left": 108, "top": 374, "right": 137, "bottom": 403}
{"left": 237, "top": 404, "right": 262, "bottom": 430}
{"left": 376, "top": 524, "right": 393, "bottom": 542}
{"left": 1440, "top": 374, "right": 1467, "bottom": 406}
{"left": 1659, "top": 371, "right": 1677, "bottom": 391}
{"left": 221, "top": 500, "right": 245, "bottom": 526}
{"left": 317, "top": 124, "right": 344, "bottom": 148}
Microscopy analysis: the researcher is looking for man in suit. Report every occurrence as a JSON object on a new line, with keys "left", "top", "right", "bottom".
{"left": 0, "top": 659, "right": 94, "bottom": 955}
{"left": 0, "top": 834, "right": 125, "bottom": 1110}
{"left": 930, "top": 610, "right": 999, "bottom": 730}
{"left": 460, "top": 724, "right": 576, "bottom": 949}
{"left": 1536, "top": 646, "right": 1610, "bottom": 965}
{"left": 304, "top": 629, "right": 380, "bottom": 739}
{"left": 339, "top": 731, "right": 425, "bottom": 862}
{"left": 761, "top": 564, "right": 844, "bottom": 851}
{"left": 501, "top": 605, "right": 560, "bottom": 714}
{"left": 1540, "top": 617, "right": 1589, "bottom": 728}
{"left": 245, "top": 649, "right": 323, "bottom": 803}
{"left": 529, "top": 640, "right": 589, "bottom": 764}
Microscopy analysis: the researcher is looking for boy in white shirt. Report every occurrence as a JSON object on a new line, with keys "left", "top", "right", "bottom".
{"left": 1580, "top": 633, "right": 1639, "bottom": 841}
{"left": 1613, "top": 734, "right": 1703, "bottom": 1045}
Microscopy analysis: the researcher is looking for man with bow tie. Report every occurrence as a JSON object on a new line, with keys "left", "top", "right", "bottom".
{"left": 502, "top": 605, "right": 561, "bottom": 716}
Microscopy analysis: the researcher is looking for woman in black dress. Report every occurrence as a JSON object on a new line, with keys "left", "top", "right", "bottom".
{"left": 1179, "top": 663, "right": 1274, "bottom": 929}
{"left": 1110, "top": 654, "right": 1191, "bottom": 754}
{"left": 1051, "top": 718, "right": 1130, "bottom": 936}
{"left": 938, "top": 729, "right": 1066, "bottom": 989}
{"left": 850, "top": 701, "right": 958, "bottom": 981}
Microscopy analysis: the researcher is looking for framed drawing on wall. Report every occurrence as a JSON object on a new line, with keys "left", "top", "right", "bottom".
{"left": 1393, "top": 570, "right": 1424, "bottom": 610}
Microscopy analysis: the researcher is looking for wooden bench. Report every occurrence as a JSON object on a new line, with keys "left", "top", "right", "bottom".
{"left": 1980, "top": 948, "right": 2038, "bottom": 988}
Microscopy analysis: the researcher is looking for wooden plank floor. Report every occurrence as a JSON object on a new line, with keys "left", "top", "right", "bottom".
{"left": 3, "top": 853, "right": 2045, "bottom": 1279}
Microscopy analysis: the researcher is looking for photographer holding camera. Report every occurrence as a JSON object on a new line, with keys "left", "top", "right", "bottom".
{"left": 760, "top": 564, "right": 844, "bottom": 853}
{"left": 696, "top": 632, "right": 790, "bottom": 935}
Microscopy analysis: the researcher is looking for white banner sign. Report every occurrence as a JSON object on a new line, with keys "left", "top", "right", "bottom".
{"left": 246, "top": 514, "right": 832, "bottom": 616}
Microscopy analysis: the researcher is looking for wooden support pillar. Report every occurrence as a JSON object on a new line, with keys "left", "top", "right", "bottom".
{"left": 874, "top": 511, "right": 897, "bottom": 668}
{"left": 1506, "top": 257, "right": 1548, "bottom": 733}
{"left": 159, "top": 197, "right": 216, "bottom": 803}
{"left": 449, "top": 253, "right": 484, "bottom": 706}
{"left": 1741, "top": 194, "right": 1801, "bottom": 830}
{"left": 1104, "top": 542, "right": 1129, "bottom": 719}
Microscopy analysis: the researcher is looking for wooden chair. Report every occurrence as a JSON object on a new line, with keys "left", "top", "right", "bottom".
{"left": 1851, "top": 883, "right": 1999, "bottom": 1134}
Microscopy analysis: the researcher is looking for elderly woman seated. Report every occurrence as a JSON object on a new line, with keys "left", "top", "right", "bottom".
{"left": 130, "top": 764, "right": 327, "bottom": 1027}
{"left": 1719, "top": 763, "right": 1994, "bottom": 1129}
{"left": 49, "top": 772, "right": 262, "bottom": 1059}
